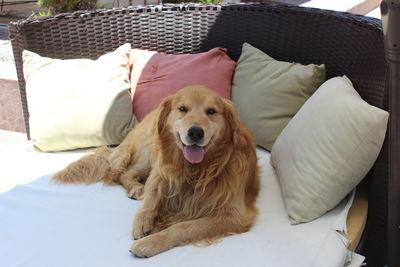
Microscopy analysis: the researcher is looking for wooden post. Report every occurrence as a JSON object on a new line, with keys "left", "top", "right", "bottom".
{"left": 381, "top": 1, "right": 400, "bottom": 266}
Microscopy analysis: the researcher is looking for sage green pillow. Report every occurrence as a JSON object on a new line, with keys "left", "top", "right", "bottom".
{"left": 23, "top": 43, "right": 138, "bottom": 152}
{"left": 232, "top": 43, "right": 326, "bottom": 151}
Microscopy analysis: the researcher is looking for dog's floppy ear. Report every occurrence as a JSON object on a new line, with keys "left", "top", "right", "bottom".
{"left": 222, "top": 99, "right": 248, "bottom": 148}
{"left": 157, "top": 95, "right": 173, "bottom": 135}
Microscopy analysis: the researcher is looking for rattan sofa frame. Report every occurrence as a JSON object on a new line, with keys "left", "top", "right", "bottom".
{"left": 7, "top": 3, "right": 395, "bottom": 266}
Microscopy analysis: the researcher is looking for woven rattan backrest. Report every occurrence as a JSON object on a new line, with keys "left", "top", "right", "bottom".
{"left": 8, "top": 4, "right": 388, "bottom": 265}
{"left": 9, "top": 4, "right": 386, "bottom": 133}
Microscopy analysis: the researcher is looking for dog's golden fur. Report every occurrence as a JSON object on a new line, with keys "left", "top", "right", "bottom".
{"left": 53, "top": 86, "right": 259, "bottom": 257}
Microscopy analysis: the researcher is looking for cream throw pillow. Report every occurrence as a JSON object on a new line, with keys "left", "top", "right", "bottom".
{"left": 232, "top": 42, "right": 326, "bottom": 151}
{"left": 23, "top": 43, "right": 137, "bottom": 152}
{"left": 270, "top": 76, "right": 388, "bottom": 224}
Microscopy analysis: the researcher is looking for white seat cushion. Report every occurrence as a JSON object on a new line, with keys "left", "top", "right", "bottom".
{"left": 0, "top": 146, "right": 364, "bottom": 267}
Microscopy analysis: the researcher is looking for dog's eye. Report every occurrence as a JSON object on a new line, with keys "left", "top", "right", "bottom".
{"left": 206, "top": 108, "right": 216, "bottom": 115}
{"left": 179, "top": 106, "right": 188, "bottom": 112}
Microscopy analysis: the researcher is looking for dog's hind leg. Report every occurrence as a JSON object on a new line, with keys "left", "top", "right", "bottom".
{"left": 106, "top": 143, "right": 152, "bottom": 200}
{"left": 119, "top": 171, "right": 147, "bottom": 200}
{"left": 118, "top": 151, "right": 152, "bottom": 200}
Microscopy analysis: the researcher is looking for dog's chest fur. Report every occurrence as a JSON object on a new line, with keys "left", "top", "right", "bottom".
{"left": 156, "top": 164, "right": 231, "bottom": 226}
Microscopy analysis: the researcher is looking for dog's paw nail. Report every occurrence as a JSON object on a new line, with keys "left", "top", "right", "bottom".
{"left": 127, "top": 185, "right": 144, "bottom": 200}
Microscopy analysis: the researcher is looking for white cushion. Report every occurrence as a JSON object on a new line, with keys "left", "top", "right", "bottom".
{"left": 0, "top": 148, "right": 363, "bottom": 267}
{"left": 23, "top": 43, "right": 137, "bottom": 152}
{"left": 271, "top": 76, "right": 388, "bottom": 224}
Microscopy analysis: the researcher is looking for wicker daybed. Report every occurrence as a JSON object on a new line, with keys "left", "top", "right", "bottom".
{"left": 3, "top": 3, "right": 397, "bottom": 266}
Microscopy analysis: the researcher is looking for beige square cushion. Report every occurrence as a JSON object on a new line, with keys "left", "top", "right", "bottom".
{"left": 23, "top": 43, "right": 137, "bottom": 152}
{"left": 232, "top": 43, "right": 326, "bottom": 151}
{"left": 270, "top": 76, "right": 388, "bottom": 224}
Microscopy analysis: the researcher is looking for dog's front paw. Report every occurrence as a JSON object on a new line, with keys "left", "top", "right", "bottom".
{"left": 132, "top": 211, "right": 156, "bottom": 240}
{"left": 130, "top": 234, "right": 170, "bottom": 258}
{"left": 127, "top": 184, "right": 144, "bottom": 200}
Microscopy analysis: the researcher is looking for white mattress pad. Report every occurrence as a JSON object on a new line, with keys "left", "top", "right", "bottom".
{"left": 0, "top": 141, "right": 364, "bottom": 267}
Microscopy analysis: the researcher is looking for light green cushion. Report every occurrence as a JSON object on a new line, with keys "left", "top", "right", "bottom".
{"left": 270, "top": 76, "right": 388, "bottom": 224}
{"left": 232, "top": 43, "right": 326, "bottom": 151}
{"left": 23, "top": 43, "right": 137, "bottom": 152}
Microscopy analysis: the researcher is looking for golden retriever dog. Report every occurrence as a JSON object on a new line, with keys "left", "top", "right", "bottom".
{"left": 53, "top": 85, "right": 259, "bottom": 258}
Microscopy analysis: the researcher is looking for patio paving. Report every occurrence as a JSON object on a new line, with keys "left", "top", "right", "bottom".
{"left": 0, "top": 0, "right": 43, "bottom": 18}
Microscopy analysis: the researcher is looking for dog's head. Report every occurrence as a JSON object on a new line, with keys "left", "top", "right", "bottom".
{"left": 157, "top": 86, "right": 246, "bottom": 164}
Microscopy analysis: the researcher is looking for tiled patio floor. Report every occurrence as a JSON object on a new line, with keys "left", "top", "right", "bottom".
{"left": 0, "top": 39, "right": 24, "bottom": 133}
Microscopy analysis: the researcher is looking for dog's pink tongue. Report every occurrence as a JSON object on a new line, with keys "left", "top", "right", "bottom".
{"left": 183, "top": 145, "right": 205, "bottom": 164}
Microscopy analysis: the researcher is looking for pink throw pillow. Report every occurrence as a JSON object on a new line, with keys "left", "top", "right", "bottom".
{"left": 129, "top": 47, "right": 236, "bottom": 120}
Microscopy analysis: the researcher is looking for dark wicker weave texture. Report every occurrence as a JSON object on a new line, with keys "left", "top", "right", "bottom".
{"left": 8, "top": 4, "right": 388, "bottom": 265}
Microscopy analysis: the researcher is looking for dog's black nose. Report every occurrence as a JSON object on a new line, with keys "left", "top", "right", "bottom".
{"left": 188, "top": 126, "right": 204, "bottom": 142}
